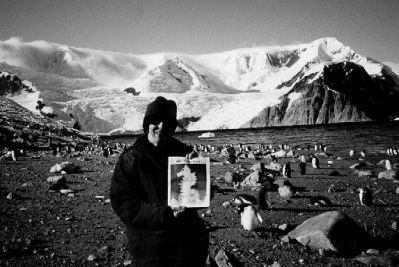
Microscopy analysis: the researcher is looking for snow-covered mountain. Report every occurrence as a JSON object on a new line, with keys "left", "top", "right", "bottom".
{"left": 1, "top": 37, "right": 398, "bottom": 133}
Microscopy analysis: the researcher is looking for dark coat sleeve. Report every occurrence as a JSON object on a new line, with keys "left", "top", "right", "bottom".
{"left": 110, "top": 150, "right": 174, "bottom": 230}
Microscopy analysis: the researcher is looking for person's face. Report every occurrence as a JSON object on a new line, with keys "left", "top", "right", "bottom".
{"left": 147, "top": 120, "right": 173, "bottom": 147}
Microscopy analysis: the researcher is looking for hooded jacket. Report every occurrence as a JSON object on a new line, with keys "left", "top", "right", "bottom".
{"left": 110, "top": 135, "right": 203, "bottom": 233}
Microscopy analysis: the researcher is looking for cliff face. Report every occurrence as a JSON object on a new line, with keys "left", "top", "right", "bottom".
{"left": 244, "top": 62, "right": 399, "bottom": 128}
{"left": 0, "top": 71, "right": 33, "bottom": 96}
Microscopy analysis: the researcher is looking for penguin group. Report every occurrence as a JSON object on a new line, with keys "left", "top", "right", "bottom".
{"left": 314, "top": 143, "right": 327, "bottom": 152}
{"left": 387, "top": 147, "right": 398, "bottom": 156}
{"left": 348, "top": 149, "right": 368, "bottom": 158}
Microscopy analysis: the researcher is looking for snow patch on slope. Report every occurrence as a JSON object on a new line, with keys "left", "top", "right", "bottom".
{"left": 355, "top": 57, "right": 383, "bottom": 75}
{"left": 187, "top": 92, "right": 281, "bottom": 130}
{"left": 384, "top": 62, "right": 399, "bottom": 76}
{"left": 6, "top": 89, "right": 41, "bottom": 114}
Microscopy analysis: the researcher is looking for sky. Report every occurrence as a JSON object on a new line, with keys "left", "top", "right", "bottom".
{"left": 0, "top": 0, "right": 398, "bottom": 62}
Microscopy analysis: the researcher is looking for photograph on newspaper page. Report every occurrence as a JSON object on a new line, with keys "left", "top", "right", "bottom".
{"left": 168, "top": 157, "right": 210, "bottom": 208}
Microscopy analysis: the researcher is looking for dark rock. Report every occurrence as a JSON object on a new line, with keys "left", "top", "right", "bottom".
{"left": 215, "top": 249, "right": 241, "bottom": 267}
{"left": 283, "top": 211, "right": 371, "bottom": 256}
{"left": 355, "top": 254, "right": 399, "bottom": 266}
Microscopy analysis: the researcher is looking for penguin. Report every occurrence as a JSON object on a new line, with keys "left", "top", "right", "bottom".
{"left": 349, "top": 149, "right": 355, "bottom": 157}
{"left": 299, "top": 162, "right": 306, "bottom": 175}
{"left": 358, "top": 187, "right": 372, "bottom": 206}
{"left": 309, "top": 196, "right": 333, "bottom": 207}
{"left": 238, "top": 203, "right": 263, "bottom": 231}
{"left": 103, "top": 147, "right": 109, "bottom": 158}
{"left": 257, "top": 179, "right": 274, "bottom": 210}
{"left": 282, "top": 162, "right": 291, "bottom": 178}
{"left": 311, "top": 156, "right": 319, "bottom": 169}
{"left": 10, "top": 150, "right": 17, "bottom": 161}
{"left": 387, "top": 148, "right": 393, "bottom": 156}
{"left": 278, "top": 180, "right": 295, "bottom": 201}
{"left": 232, "top": 194, "right": 257, "bottom": 206}
{"left": 360, "top": 150, "right": 366, "bottom": 158}
{"left": 385, "top": 159, "right": 393, "bottom": 170}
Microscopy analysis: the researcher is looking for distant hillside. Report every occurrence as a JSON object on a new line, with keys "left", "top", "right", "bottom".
{"left": 0, "top": 96, "right": 91, "bottom": 150}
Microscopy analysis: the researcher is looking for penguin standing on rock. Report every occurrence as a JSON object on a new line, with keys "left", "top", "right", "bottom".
{"left": 349, "top": 149, "right": 355, "bottom": 157}
{"left": 238, "top": 203, "right": 263, "bottom": 231}
{"left": 358, "top": 187, "right": 372, "bottom": 206}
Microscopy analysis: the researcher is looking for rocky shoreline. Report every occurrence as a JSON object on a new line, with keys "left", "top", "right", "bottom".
{"left": 1, "top": 141, "right": 399, "bottom": 266}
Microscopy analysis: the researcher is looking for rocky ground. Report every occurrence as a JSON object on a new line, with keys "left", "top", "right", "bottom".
{"left": 1, "top": 144, "right": 399, "bottom": 267}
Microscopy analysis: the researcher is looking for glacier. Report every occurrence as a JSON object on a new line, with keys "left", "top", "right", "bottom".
{"left": 0, "top": 36, "right": 397, "bottom": 133}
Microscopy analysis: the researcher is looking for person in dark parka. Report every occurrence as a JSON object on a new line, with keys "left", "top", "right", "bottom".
{"left": 110, "top": 96, "right": 209, "bottom": 267}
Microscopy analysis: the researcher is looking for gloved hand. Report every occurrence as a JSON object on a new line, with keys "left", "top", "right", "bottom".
{"left": 172, "top": 206, "right": 186, "bottom": 217}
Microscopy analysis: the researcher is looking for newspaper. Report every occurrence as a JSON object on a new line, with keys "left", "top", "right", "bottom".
{"left": 168, "top": 157, "right": 210, "bottom": 208}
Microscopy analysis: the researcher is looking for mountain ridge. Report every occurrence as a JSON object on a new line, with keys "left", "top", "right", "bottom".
{"left": 1, "top": 37, "right": 398, "bottom": 133}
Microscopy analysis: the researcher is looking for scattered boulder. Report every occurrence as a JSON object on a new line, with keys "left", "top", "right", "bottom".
{"left": 6, "top": 192, "right": 21, "bottom": 200}
{"left": 50, "top": 161, "right": 80, "bottom": 174}
{"left": 47, "top": 175, "right": 66, "bottom": 184}
{"left": 328, "top": 170, "right": 341, "bottom": 176}
{"left": 349, "top": 162, "right": 368, "bottom": 169}
{"left": 48, "top": 182, "right": 69, "bottom": 191}
{"left": 355, "top": 254, "right": 399, "bottom": 266}
{"left": 221, "top": 147, "right": 236, "bottom": 156}
{"left": 87, "top": 254, "right": 96, "bottom": 261}
{"left": 241, "top": 171, "right": 262, "bottom": 187}
{"left": 354, "top": 170, "right": 374, "bottom": 177}
{"left": 282, "top": 211, "right": 370, "bottom": 255}
{"left": 222, "top": 201, "right": 231, "bottom": 208}
{"left": 378, "top": 170, "right": 398, "bottom": 180}
{"left": 265, "top": 162, "right": 282, "bottom": 172}
{"left": 272, "top": 150, "right": 286, "bottom": 158}
{"left": 87, "top": 246, "right": 110, "bottom": 262}
{"left": 247, "top": 152, "right": 256, "bottom": 159}
{"left": 286, "top": 150, "right": 295, "bottom": 157}
{"left": 224, "top": 171, "right": 240, "bottom": 184}
{"left": 250, "top": 163, "right": 264, "bottom": 172}
{"left": 214, "top": 249, "right": 240, "bottom": 267}
{"left": 392, "top": 221, "right": 398, "bottom": 231}
{"left": 315, "top": 152, "right": 328, "bottom": 157}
